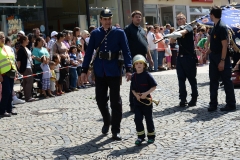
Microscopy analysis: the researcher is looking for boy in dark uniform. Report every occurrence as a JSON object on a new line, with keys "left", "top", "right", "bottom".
{"left": 131, "top": 54, "right": 157, "bottom": 145}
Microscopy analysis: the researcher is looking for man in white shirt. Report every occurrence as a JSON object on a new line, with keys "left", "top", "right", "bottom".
{"left": 47, "top": 31, "right": 58, "bottom": 59}
{"left": 147, "top": 26, "right": 158, "bottom": 72}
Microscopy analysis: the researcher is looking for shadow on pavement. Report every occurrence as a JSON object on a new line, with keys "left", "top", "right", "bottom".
{"left": 198, "top": 82, "right": 210, "bottom": 87}
{"left": 108, "top": 143, "right": 149, "bottom": 157}
{"left": 153, "top": 105, "right": 188, "bottom": 117}
{"left": 53, "top": 134, "right": 113, "bottom": 159}
{"left": 184, "top": 107, "right": 230, "bottom": 122}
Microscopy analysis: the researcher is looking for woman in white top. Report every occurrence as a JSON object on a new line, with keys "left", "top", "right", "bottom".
{"left": 16, "top": 36, "right": 35, "bottom": 102}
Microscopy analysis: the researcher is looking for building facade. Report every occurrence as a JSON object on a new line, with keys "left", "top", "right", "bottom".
{"left": 0, "top": 0, "right": 238, "bottom": 39}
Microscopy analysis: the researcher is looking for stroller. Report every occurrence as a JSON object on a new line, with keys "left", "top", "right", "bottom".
{"left": 15, "top": 76, "right": 41, "bottom": 99}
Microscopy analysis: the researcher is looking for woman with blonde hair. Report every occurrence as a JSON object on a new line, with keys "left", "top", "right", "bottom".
{"left": 80, "top": 30, "right": 90, "bottom": 54}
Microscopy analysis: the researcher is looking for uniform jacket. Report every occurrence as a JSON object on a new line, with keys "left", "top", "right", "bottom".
{"left": 82, "top": 26, "right": 132, "bottom": 77}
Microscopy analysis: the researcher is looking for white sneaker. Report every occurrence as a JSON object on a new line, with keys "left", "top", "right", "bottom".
{"left": 12, "top": 98, "right": 25, "bottom": 105}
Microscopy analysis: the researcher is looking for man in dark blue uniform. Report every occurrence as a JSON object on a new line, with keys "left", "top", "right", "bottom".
{"left": 205, "top": 5, "right": 236, "bottom": 112}
{"left": 81, "top": 8, "right": 132, "bottom": 140}
{"left": 164, "top": 13, "right": 198, "bottom": 107}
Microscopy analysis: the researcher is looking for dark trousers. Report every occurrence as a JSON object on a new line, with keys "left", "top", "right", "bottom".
{"left": 134, "top": 105, "right": 155, "bottom": 140}
{"left": 0, "top": 75, "right": 14, "bottom": 114}
{"left": 23, "top": 68, "right": 33, "bottom": 101}
{"left": 176, "top": 55, "right": 198, "bottom": 101}
{"left": 129, "top": 84, "right": 134, "bottom": 110}
{"left": 129, "top": 68, "right": 136, "bottom": 110}
{"left": 95, "top": 76, "right": 122, "bottom": 134}
{"left": 209, "top": 53, "right": 236, "bottom": 107}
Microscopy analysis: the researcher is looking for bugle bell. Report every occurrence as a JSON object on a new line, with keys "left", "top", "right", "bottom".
{"left": 138, "top": 97, "right": 160, "bottom": 106}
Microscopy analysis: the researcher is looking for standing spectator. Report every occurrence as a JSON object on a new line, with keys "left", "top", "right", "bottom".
{"left": 49, "top": 61, "right": 56, "bottom": 94}
{"left": 40, "top": 56, "right": 54, "bottom": 98}
{"left": 26, "top": 33, "right": 35, "bottom": 51}
{"left": 15, "top": 30, "right": 25, "bottom": 53}
{"left": 76, "top": 44, "right": 84, "bottom": 89}
{"left": 52, "top": 54, "right": 63, "bottom": 95}
{"left": 69, "top": 45, "right": 79, "bottom": 91}
{"left": 16, "top": 36, "right": 35, "bottom": 102}
{"left": 146, "top": 25, "right": 158, "bottom": 72}
{"left": 0, "top": 32, "right": 18, "bottom": 117}
{"left": 124, "top": 10, "right": 153, "bottom": 112}
{"left": 205, "top": 5, "right": 236, "bottom": 112}
{"left": 80, "top": 30, "right": 90, "bottom": 53}
{"left": 62, "top": 30, "right": 72, "bottom": 49}
{"left": 164, "top": 39, "right": 172, "bottom": 70}
{"left": 45, "top": 36, "right": 50, "bottom": 44}
{"left": 5, "top": 35, "right": 26, "bottom": 105}
{"left": 47, "top": 31, "right": 58, "bottom": 58}
{"left": 52, "top": 32, "right": 71, "bottom": 93}
{"left": 33, "top": 28, "right": 41, "bottom": 39}
{"left": 72, "top": 27, "right": 81, "bottom": 46}
{"left": 154, "top": 26, "right": 166, "bottom": 71}
{"left": 164, "top": 24, "right": 171, "bottom": 35}
{"left": 32, "top": 37, "right": 50, "bottom": 95}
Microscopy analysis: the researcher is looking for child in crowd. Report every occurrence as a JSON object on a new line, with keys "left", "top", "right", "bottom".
{"left": 49, "top": 61, "right": 56, "bottom": 95}
{"left": 69, "top": 45, "right": 79, "bottom": 91}
{"left": 76, "top": 44, "right": 85, "bottom": 89}
{"left": 131, "top": 54, "right": 157, "bottom": 146}
{"left": 40, "top": 56, "right": 55, "bottom": 98}
{"left": 52, "top": 54, "right": 63, "bottom": 95}
{"left": 164, "top": 39, "right": 172, "bottom": 70}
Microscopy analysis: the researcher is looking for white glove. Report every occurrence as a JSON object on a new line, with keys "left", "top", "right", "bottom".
{"left": 164, "top": 32, "right": 182, "bottom": 39}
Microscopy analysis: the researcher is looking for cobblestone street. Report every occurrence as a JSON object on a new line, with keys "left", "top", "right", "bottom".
{"left": 1, "top": 65, "right": 240, "bottom": 160}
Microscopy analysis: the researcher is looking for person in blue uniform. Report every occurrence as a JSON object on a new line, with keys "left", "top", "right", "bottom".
{"left": 81, "top": 8, "right": 132, "bottom": 140}
{"left": 164, "top": 13, "right": 198, "bottom": 107}
{"left": 205, "top": 5, "right": 236, "bottom": 112}
{"left": 131, "top": 54, "right": 157, "bottom": 146}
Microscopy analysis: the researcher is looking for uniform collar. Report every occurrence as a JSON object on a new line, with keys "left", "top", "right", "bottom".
{"left": 100, "top": 26, "right": 112, "bottom": 33}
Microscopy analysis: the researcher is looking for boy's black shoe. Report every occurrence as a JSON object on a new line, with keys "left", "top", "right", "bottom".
{"left": 179, "top": 100, "right": 188, "bottom": 107}
{"left": 208, "top": 105, "right": 217, "bottom": 112}
{"left": 220, "top": 105, "right": 236, "bottom": 112}
{"left": 101, "top": 125, "right": 109, "bottom": 134}
{"left": 112, "top": 133, "right": 122, "bottom": 141}
{"left": 135, "top": 138, "right": 145, "bottom": 146}
{"left": 188, "top": 98, "right": 197, "bottom": 107}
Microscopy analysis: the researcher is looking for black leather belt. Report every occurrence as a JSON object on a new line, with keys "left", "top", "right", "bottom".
{"left": 98, "top": 51, "right": 119, "bottom": 60}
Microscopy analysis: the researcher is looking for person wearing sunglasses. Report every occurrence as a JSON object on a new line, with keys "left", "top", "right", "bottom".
{"left": 164, "top": 13, "right": 198, "bottom": 107}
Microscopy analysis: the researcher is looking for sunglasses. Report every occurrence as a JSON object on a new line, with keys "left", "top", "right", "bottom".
{"left": 177, "top": 18, "right": 185, "bottom": 21}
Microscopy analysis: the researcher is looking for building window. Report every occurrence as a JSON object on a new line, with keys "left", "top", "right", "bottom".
{"left": 189, "top": 6, "right": 210, "bottom": 22}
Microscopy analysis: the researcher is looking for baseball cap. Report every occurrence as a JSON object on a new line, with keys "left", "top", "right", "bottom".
{"left": 51, "top": 31, "right": 58, "bottom": 37}
{"left": 18, "top": 30, "right": 25, "bottom": 36}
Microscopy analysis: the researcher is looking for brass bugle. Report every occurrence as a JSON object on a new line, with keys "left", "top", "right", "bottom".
{"left": 138, "top": 97, "right": 160, "bottom": 106}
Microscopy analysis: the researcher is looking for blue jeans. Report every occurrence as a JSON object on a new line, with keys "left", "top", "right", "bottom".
{"left": 0, "top": 75, "right": 14, "bottom": 114}
{"left": 150, "top": 49, "right": 158, "bottom": 71}
{"left": 69, "top": 68, "right": 77, "bottom": 88}
{"left": 158, "top": 51, "right": 165, "bottom": 67}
